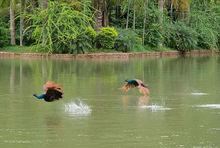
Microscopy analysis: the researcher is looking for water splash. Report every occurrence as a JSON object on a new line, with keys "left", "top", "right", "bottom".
{"left": 64, "top": 100, "right": 92, "bottom": 116}
{"left": 191, "top": 92, "right": 208, "bottom": 96}
{"left": 195, "top": 104, "right": 220, "bottom": 109}
{"left": 140, "top": 104, "right": 171, "bottom": 112}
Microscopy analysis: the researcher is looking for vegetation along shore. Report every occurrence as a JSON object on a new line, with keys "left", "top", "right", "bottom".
{"left": 0, "top": 0, "right": 220, "bottom": 55}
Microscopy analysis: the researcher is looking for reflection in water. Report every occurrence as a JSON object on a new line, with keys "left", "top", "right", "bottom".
{"left": 121, "top": 95, "right": 171, "bottom": 112}
{"left": 1, "top": 57, "right": 220, "bottom": 147}
{"left": 45, "top": 115, "right": 62, "bottom": 127}
{"left": 9, "top": 61, "right": 15, "bottom": 94}
{"left": 121, "top": 95, "right": 129, "bottom": 108}
{"left": 138, "top": 96, "right": 150, "bottom": 107}
{"left": 44, "top": 114, "right": 65, "bottom": 144}
{"left": 121, "top": 95, "right": 149, "bottom": 108}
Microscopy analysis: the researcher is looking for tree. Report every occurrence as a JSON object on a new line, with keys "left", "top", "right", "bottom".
{"left": 93, "top": 0, "right": 108, "bottom": 30}
{"left": 158, "top": 0, "right": 164, "bottom": 47}
{"left": 158, "top": 0, "right": 164, "bottom": 24}
{"left": 142, "top": 0, "right": 147, "bottom": 45}
{"left": 10, "top": 0, "right": 16, "bottom": 45}
{"left": 125, "top": 0, "right": 131, "bottom": 29}
{"left": 20, "top": 0, "right": 25, "bottom": 46}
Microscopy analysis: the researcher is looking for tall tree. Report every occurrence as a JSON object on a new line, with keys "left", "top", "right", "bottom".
{"left": 158, "top": 0, "right": 164, "bottom": 47}
{"left": 132, "top": 1, "right": 136, "bottom": 30}
{"left": 20, "top": 0, "right": 25, "bottom": 46}
{"left": 142, "top": 0, "right": 147, "bottom": 45}
{"left": 125, "top": 0, "right": 131, "bottom": 29}
{"left": 93, "top": 0, "right": 108, "bottom": 30}
{"left": 10, "top": 0, "right": 16, "bottom": 45}
{"left": 158, "top": 0, "right": 164, "bottom": 24}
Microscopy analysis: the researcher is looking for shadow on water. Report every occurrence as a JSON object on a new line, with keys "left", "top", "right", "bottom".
{"left": 121, "top": 95, "right": 172, "bottom": 112}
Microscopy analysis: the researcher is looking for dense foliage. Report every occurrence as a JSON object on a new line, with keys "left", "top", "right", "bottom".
{"left": 115, "top": 28, "right": 142, "bottom": 52}
{"left": 25, "top": 1, "right": 93, "bottom": 53}
{"left": 164, "top": 21, "right": 198, "bottom": 52}
{"left": 0, "top": 0, "right": 220, "bottom": 53}
{"left": 96, "top": 27, "right": 118, "bottom": 49}
{"left": 0, "top": 17, "right": 9, "bottom": 47}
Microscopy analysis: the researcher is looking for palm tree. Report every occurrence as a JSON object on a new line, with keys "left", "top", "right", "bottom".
{"left": 93, "top": 0, "right": 108, "bottom": 30}
{"left": 158, "top": 0, "right": 164, "bottom": 24}
{"left": 20, "top": 0, "right": 25, "bottom": 46}
{"left": 0, "top": 0, "right": 16, "bottom": 45}
{"left": 10, "top": 0, "right": 16, "bottom": 45}
{"left": 158, "top": 0, "right": 164, "bottom": 47}
{"left": 125, "top": 0, "right": 131, "bottom": 29}
{"left": 142, "top": 0, "right": 147, "bottom": 45}
{"left": 93, "top": 0, "right": 102, "bottom": 29}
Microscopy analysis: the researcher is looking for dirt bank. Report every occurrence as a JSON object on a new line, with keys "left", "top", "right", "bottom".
{"left": 0, "top": 50, "right": 219, "bottom": 60}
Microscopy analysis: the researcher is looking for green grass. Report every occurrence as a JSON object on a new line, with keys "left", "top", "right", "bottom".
{"left": 0, "top": 45, "right": 175, "bottom": 54}
{"left": 152, "top": 46, "right": 174, "bottom": 51}
{"left": 0, "top": 45, "right": 37, "bottom": 53}
{"left": 0, "top": 45, "right": 51, "bottom": 53}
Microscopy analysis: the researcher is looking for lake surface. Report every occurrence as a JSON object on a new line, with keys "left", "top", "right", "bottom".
{"left": 0, "top": 56, "right": 220, "bottom": 148}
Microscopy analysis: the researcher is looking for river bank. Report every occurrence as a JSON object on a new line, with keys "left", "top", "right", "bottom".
{"left": 0, "top": 50, "right": 219, "bottom": 60}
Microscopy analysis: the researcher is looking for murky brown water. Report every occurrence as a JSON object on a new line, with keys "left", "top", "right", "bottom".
{"left": 0, "top": 56, "right": 220, "bottom": 148}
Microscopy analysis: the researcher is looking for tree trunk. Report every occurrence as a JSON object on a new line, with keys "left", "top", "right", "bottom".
{"left": 158, "top": 0, "right": 164, "bottom": 47}
{"left": 93, "top": 0, "right": 107, "bottom": 30}
{"left": 39, "top": 0, "right": 48, "bottom": 9}
{"left": 10, "top": 0, "right": 16, "bottom": 45}
{"left": 158, "top": 0, "right": 164, "bottom": 24}
{"left": 170, "top": 1, "right": 173, "bottom": 20}
{"left": 40, "top": 0, "right": 48, "bottom": 45}
{"left": 142, "top": 0, "right": 148, "bottom": 45}
{"left": 20, "top": 0, "right": 25, "bottom": 46}
{"left": 133, "top": 8, "right": 136, "bottom": 30}
{"left": 103, "top": 0, "right": 108, "bottom": 27}
{"left": 126, "top": 0, "right": 131, "bottom": 29}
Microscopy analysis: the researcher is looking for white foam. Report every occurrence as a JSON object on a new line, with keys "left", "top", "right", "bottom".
{"left": 195, "top": 104, "right": 220, "bottom": 109}
{"left": 64, "top": 100, "right": 92, "bottom": 116}
{"left": 140, "top": 104, "right": 171, "bottom": 112}
{"left": 191, "top": 92, "right": 208, "bottom": 96}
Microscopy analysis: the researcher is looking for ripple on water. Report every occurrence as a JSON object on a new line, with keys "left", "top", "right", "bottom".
{"left": 195, "top": 104, "right": 220, "bottom": 109}
{"left": 64, "top": 100, "right": 92, "bottom": 117}
{"left": 139, "top": 104, "right": 171, "bottom": 112}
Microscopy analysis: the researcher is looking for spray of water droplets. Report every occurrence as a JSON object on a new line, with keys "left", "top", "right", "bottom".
{"left": 64, "top": 100, "right": 92, "bottom": 116}
{"left": 140, "top": 104, "right": 171, "bottom": 112}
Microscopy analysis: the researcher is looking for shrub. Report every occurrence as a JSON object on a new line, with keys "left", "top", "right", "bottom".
{"left": 115, "top": 28, "right": 142, "bottom": 52}
{"left": 95, "top": 27, "right": 118, "bottom": 49}
{"left": 70, "top": 27, "right": 96, "bottom": 53}
{"left": 144, "top": 23, "right": 163, "bottom": 47}
{"left": 164, "top": 21, "right": 198, "bottom": 52}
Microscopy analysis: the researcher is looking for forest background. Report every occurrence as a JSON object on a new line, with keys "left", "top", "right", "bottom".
{"left": 0, "top": 0, "right": 220, "bottom": 54}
